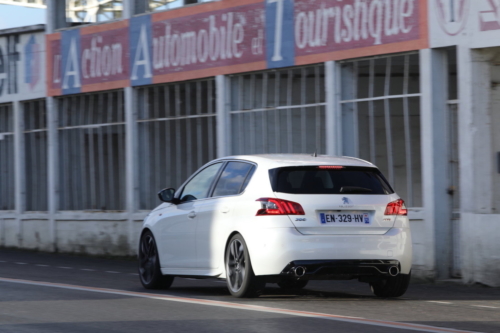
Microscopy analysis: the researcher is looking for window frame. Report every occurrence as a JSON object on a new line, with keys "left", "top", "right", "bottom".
{"left": 176, "top": 159, "right": 257, "bottom": 203}
{"left": 147, "top": 0, "right": 218, "bottom": 13}
{"left": 210, "top": 161, "right": 256, "bottom": 199}
{"left": 177, "top": 162, "right": 225, "bottom": 203}
{"left": 339, "top": 52, "right": 421, "bottom": 206}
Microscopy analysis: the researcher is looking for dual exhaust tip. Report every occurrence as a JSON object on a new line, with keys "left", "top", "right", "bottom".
{"left": 289, "top": 265, "right": 399, "bottom": 277}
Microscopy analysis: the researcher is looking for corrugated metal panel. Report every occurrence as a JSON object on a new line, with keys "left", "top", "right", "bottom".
{"left": 229, "top": 65, "right": 326, "bottom": 155}
{"left": 137, "top": 78, "right": 217, "bottom": 210}
{"left": 23, "top": 99, "right": 48, "bottom": 211}
{"left": 56, "top": 90, "right": 126, "bottom": 211}
{"left": 0, "top": 103, "right": 14, "bottom": 211}
{"left": 340, "top": 53, "right": 422, "bottom": 207}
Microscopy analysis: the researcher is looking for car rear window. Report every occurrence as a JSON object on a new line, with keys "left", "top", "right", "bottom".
{"left": 269, "top": 166, "right": 394, "bottom": 195}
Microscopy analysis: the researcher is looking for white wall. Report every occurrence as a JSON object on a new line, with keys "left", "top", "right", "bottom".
{"left": 0, "top": 214, "right": 146, "bottom": 256}
{"left": 490, "top": 64, "right": 500, "bottom": 213}
{"left": 456, "top": 47, "right": 500, "bottom": 286}
{"left": 461, "top": 213, "right": 500, "bottom": 287}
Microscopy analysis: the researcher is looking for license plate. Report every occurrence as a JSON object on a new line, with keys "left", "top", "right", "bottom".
{"left": 319, "top": 212, "right": 371, "bottom": 225}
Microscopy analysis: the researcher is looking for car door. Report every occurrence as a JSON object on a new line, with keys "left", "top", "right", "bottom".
{"left": 158, "top": 162, "right": 223, "bottom": 269}
{"left": 155, "top": 201, "right": 197, "bottom": 269}
{"left": 195, "top": 161, "right": 256, "bottom": 270}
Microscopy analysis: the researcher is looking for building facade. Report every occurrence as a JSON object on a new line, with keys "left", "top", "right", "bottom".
{"left": 0, "top": 0, "right": 499, "bottom": 286}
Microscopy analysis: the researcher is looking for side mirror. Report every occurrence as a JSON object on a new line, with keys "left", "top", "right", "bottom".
{"left": 158, "top": 188, "right": 176, "bottom": 203}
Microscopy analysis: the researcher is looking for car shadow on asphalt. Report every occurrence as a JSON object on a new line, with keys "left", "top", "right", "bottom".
{"left": 160, "top": 281, "right": 380, "bottom": 301}
{"left": 155, "top": 278, "right": 500, "bottom": 302}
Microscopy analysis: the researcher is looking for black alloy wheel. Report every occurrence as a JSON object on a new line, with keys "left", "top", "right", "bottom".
{"left": 138, "top": 230, "right": 174, "bottom": 289}
{"left": 225, "top": 234, "right": 265, "bottom": 298}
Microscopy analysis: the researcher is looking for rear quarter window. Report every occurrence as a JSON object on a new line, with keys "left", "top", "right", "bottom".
{"left": 269, "top": 166, "right": 394, "bottom": 195}
{"left": 212, "top": 162, "right": 256, "bottom": 197}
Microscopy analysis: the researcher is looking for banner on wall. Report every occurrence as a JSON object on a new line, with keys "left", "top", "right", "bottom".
{"left": 429, "top": 0, "right": 500, "bottom": 48}
{"left": 0, "top": 31, "right": 46, "bottom": 103}
{"left": 47, "top": 0, "right": 428, "bottom": 96}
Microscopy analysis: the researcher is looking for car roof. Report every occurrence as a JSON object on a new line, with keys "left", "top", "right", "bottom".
{"left": 215, "top": 154, "right": 376, "bottom": 169}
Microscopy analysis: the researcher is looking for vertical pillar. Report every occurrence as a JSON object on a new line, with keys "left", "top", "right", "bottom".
{"left": 46, "top": 0, "right": 62, "bottom": 252}
{"left": 216, "top": 75, "right": 230, "bottom": 157}
{"left": 125, "top": 87, "right": 138, "bottom": 254}
{"left": 47, "top": 96, "right": 58, "bottom": 252}
{"left": 459, "top": 49, "right": 493, "bottom": 213}
{"left": 122, "top": 0, "right": 133, "bottom": 19}
{"left": 457, "top": 46, "right": 495, "bottom": 285}
{"left": 420, "top": 48, "right": 452, "bottom": 279}
{"left": 325, "top": 61, "right": 342, "bottom": 156}
{"left": 46, "top": 0, "right": 68, "bottom": 33}
{"left": 13, "top": 100, "right": 24, "bottom": 247}
{"left": 123, "top": 0, "right": 147, "bottom": 19}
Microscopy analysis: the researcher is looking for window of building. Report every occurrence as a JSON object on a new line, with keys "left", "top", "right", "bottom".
{"left": 24, "top": 99, "right": 48, "bottom": 212}
{"left": 229, "top": 65, "right": 326, "bottom": 155}
{"left": 57, "top": 90, "right": 126, "bottom": 211}
{"left": 136, "top": 78, "right": 217, "bottom": 209}
{"left": 340, "top": 53, "right": 422, "bottom": 207}
{"left": 0, "top": 103, "right": 14, "bottom": 211}
{"left": 148, "top": 0, "right": 213, "bottom": 12}
{"left": 66, "top": 0, "right": 123, "bottom": 24}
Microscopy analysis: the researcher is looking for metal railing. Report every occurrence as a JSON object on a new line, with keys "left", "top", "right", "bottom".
{"left": 340, "top": 53, "right": 422, "bottom": 207}
{"left": 229, "top": 65, "right": 326, "bottom": 155}
{"left": 57, "top": 90, "right": 126, "bottom": 211}
{"left": 0, "top": 103, "right": 14, "bottom": 211}
{"left": 23, "top": 99, "right": 48, "bottom": 212}
{"left": 136, "top": 78, "right": 217, "bottom": 209}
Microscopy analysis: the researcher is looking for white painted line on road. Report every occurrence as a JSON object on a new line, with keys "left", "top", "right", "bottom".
{"left": 0, "top": 277, "right": 481, "bottom": 333}
{"left": 14, "top": 262, "right": 27, "bottom": 265}
{"left": 105, "top": 271, "right": 120, "bottom": 274}
{"left": 427, "top": 301, "right": 453, "bottom": 305}
{"left": 0, "top": 261, "right": 5, "bottom": 263}
{"left": 36, "top": 264, "right": 49, "bottom": 267}
{"left": 80, "top": 269, "right": 95, "bottom": 271}
{"left": 57, "top": 267, "right": 73, "bottom": 269}
{"left": 471, "top": 305, "right": 498, "bottom": 309}
{"left": 128, "top": 273, "right": 139, "bottom": 276}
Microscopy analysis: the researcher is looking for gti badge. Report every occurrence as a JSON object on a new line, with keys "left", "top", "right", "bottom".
{"left": 342, "top": 197, "right": 350, "bottom": 205}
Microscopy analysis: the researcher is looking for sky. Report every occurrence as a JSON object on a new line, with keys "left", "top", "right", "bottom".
{"left": 0, "top": 5, "right": 46, "bottom": 30}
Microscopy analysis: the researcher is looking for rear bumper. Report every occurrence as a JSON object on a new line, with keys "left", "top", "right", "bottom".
{"left": 245, "top": 227, "right": 412, "bottom": 276}
{"left": 280, "top": 259, "right": 401, "bottom": 280}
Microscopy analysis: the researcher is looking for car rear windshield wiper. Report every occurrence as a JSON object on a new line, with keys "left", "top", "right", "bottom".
{"left": 340, "top": 186, "right": 373, "bottom": 194}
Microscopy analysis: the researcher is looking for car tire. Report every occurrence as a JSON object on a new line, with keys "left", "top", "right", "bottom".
{"left": 138, "top": 230, "right": 174, "bottom": 289}
{"left": 370, "top": 271, "right": 411, "bottom": 298}
{"left": 225, "top": 234, "right": 265, "bottom": 298}
{"left": 277, "top": 279, "right": 309, "bottom": 290}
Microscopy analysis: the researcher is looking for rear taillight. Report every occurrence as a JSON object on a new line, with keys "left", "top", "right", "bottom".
{"left": 384, "top": 199, "right": 408, "bottom": 216}
{"left": 256, "top": 198, "right": 305, "bottom": 216}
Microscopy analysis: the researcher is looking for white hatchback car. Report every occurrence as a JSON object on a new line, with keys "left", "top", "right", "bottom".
{"left": 138, "top": 154, "right": 412, "bottom": 298}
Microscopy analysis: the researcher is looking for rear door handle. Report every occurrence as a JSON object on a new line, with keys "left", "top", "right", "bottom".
{"left": 221, "top": 206, "right": 230, "bottom": 214}
{"left": 188, "top": 211, "right": 196, "bottom": 219}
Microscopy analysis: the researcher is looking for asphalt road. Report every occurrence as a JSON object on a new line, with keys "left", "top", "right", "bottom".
{"left": 0, "top": 249, "right": 499, "bottom": 333}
